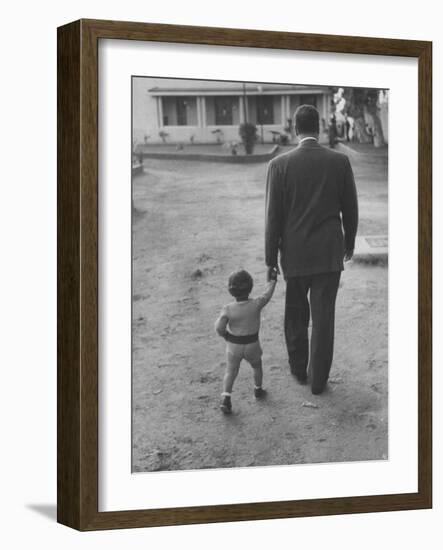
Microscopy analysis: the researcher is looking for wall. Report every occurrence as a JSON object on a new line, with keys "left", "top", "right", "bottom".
{"left": 135, "top": 80, "right": 331, "bottom": 144}
{"left": 142, "top": 94, "right": 288, "bottom": 144}
{"left": 132, "top": 77, "right": 152, "bottom": 143}
{"left": 0, "top": 1, "right": 441, "bottom": 550}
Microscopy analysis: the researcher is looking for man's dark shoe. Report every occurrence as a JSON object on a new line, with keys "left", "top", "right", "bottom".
{"left": 220, "top": 395, "right": 232, "bottom": 414}
{"left": 290, "top": 364, "right": 308, "bottom": 384}
{"left": 295, "top": 372, "right": 308, "bottom": 384}
{"left": 311, "top": 385, "right": 325, "bottom": 395}
{"left": 254, "top": 387, "right": 267, "bottom": 399}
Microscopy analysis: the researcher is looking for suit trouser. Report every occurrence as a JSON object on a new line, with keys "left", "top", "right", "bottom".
{"left": 284, "top": 271, "right": 341, "bottom": 391}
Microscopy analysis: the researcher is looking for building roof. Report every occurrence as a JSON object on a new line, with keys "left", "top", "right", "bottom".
{"left": 148, "top": 83, "right": 331, "bottom": 96}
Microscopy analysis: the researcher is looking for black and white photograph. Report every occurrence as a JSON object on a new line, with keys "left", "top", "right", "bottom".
{"left": 131, "top": 76, "right": 389, "bottom": 473}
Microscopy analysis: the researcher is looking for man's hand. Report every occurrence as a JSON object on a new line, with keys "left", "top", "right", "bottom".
{"left": 267, "top": 266, "right": 279, "bottom": 281}
{"left": 344, "top": 248, "right": 354, "bottom": 262}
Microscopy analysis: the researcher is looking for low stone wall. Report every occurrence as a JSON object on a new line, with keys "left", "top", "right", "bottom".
{"left": 139, "top": 145, "right": 280, "bottom": 164}
{"left": 132, "top": 164, "right": 144, "bottom": 176}
{"left": 335, "top": 142, "right": 365, "bottom": 158}
{"left": 353, "top": 235, "right": 388, "bottom": 266}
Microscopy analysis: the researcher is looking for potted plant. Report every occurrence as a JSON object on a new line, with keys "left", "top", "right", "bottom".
{"left": 230, "top": 141, "right": 239, "bottom": 155}
{"left": 158, "top": 130, "right": 169, "bottom": 143}
{"left": 239, "top": 122, "right": 257, "bottom": 154}
{"left": 211, "top": 128, "right": 224, "bottom": 144}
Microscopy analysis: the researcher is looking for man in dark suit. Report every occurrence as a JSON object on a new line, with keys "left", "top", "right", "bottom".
{"left": 265, "top": 104, "right": 358, "bottom": 395}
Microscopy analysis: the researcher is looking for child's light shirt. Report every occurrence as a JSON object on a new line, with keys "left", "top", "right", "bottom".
{"left": 215, "top": 280, "right": 276, "bottom": 337}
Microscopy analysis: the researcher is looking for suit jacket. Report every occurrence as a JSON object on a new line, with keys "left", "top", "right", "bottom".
{"left": 265, "top": 140, "right": 358, "bottom": 278}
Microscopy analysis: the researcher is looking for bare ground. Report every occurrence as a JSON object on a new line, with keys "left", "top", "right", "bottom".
{"left": 132, "top": 149, "right": 388, "bottom": 472}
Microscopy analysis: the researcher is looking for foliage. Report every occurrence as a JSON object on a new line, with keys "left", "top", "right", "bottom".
{"left": 239, "top": 122, "right": 257, "bottom": 154}
{"left": 333, "top": 87, "right": 386, "bottom": 146}
{"left": 283, "top": 118, "right": 293, "bottom": 135}
{"left": 211, "top": 128, "right": 224, "bottom": 143}
{"left": 229, "top": 141, "right": 239, "bottom": 155}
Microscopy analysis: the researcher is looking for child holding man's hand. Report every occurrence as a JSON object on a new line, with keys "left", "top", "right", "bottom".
{"left": 215, "top": 268, "right": 278, "bottom": 414}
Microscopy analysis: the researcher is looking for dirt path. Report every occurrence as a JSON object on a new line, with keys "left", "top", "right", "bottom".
{"left": 132, "top": 153, "right": 388, "bottom": 472}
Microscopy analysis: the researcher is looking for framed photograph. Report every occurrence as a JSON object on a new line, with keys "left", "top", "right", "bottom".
{"left": 57, "top": 19, "right": 432, "bottom": 530}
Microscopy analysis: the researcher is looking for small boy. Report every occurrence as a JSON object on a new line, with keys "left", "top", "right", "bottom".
{"left": 214, "top": 269, "right": 277, "bottom": 414}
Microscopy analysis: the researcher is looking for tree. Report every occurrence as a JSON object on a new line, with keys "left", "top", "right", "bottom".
{"left": 333, "top": 87, "right": 386, "bottom": 147}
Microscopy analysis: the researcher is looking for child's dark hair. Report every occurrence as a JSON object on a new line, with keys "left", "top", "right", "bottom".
{"left": 228, "top": 270, "right": 253, "bottom": 298}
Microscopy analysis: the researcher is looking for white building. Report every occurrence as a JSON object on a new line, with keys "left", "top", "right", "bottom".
{"left": 133, "top": 77, "right": 332, "bottom": 145}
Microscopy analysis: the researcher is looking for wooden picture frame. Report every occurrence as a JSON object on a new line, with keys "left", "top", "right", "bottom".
{"left": 57, "top": 19, "right": 432, "bottom": 530}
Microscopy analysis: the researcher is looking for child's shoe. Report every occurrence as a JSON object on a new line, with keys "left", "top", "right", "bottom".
{"left": 254, "top": 387, "right": 267, "bottom": 399}
{"left": 220, "top": 395, "right": 232, "bottom": 414}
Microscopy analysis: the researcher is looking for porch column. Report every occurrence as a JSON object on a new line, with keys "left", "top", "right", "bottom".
{"left": 239, "top": 96, "right": 245, "bottom": 123}
{"left": 201, "top": 96, "right": 207, "bottom": 127}
{"left": 157, "top": 96, "right": 164, "bottom": 128}
{"left": 197, "top": 97, "right": 202, "bottom": 127}
{"left": 281, "top": 96, "right": 287, "bottom": 125}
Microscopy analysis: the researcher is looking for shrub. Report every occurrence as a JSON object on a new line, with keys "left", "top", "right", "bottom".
{"left": 239, "top": 122, "right": 257, "bottom": 154}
